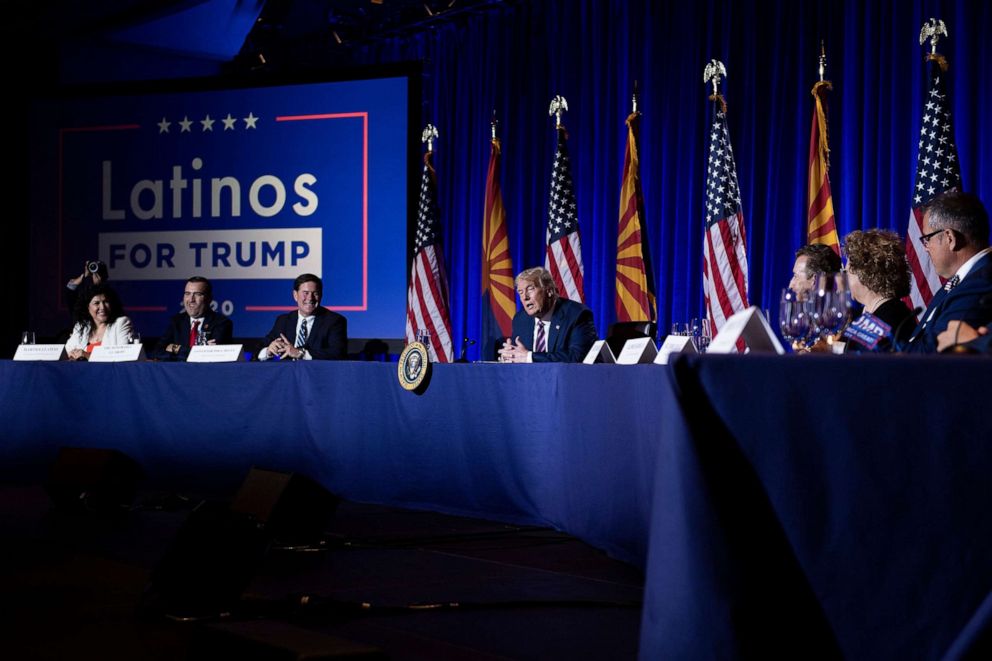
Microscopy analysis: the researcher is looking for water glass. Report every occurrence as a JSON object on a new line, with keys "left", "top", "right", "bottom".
{"left": 779, "top": 288, "right": 812, "bottom": 350}
{"left": 812, "top": 272, "right": 854, "bottom": 340}
{"left": 21, "top": 331, "right": 35, "bottom": 345}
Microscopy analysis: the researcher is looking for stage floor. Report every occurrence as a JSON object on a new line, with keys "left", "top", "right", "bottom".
{"left": 1, "top": 485, "right": 644, "bottom": 660}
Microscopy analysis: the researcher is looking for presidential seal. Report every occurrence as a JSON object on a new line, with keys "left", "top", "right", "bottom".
{"left": 398, "top": 342, "right": 430, "bottom": 392}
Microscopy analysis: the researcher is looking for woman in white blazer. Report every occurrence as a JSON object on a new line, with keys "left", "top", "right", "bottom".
{"left": 65, "top": 284, "right": 134, "bottom": 360}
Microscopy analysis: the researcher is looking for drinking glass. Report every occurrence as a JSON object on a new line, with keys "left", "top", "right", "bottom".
{"left": 698, "top": 319, "right": 712, "bottom": 353}
{"left": 779, "top": 288, "right": 812, "bottom": 351}
{"left": 813, "top": 272, "right": 854, "bottom": 341}
{"left": 21, "top": 331, "right": 35, "bottom": 345}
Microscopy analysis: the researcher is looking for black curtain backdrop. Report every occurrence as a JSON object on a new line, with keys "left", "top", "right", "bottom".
{"left": 337, "top": 0, "right": 991, "bottom": 358}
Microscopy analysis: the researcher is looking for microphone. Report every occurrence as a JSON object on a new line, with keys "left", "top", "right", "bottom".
{"left": 457, "top": 337, "right": 476, "bottom": 363}
{"left": 893, "top": 306, "right": 924, "bottom": 353}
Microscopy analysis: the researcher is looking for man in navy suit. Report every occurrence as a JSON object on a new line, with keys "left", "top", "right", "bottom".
{"left": 152, "top": 276, "right": 234, "bottom": 360}
{"left": 906, "top": 192, "right": 992, "bottom": 353}
{"left": 258, "top": 273, "right": 347, "bottom": 361}
{"left": 498, "top": 267, "right": 597, "bottom": 363}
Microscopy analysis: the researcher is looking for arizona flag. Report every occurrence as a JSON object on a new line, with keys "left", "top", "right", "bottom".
{"left": 481, "top": 136, "right": 515, "bottom": 359}
{"left": 615, "top": 111, "right": 657, "bottom": 322}
{"left": 405, "top": 145, "right": 455, "bottom": 362}
{"left": 807, "top": 80, "right": 840, "bottom": 254}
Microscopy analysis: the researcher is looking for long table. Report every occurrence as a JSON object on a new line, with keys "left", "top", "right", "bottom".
{"left": 2, "top": 356, "right": 991, "bottom": 658}
{"left": 0, "top": 360, "right": 666, "bottom": 568}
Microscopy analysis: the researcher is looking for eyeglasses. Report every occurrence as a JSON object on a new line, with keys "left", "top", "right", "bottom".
{"left": 918, "top": 228, "right": 944, "bottom": 246}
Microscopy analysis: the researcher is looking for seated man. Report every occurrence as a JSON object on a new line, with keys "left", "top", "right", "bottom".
{"left": 258, "top": 273, "right": 347, "bottom": 361}
{"left": 498, "top": 267, "right": 597, "bottom": 363}
{"left": 153, "top": 276, "right": 233, "bottom": 360}
{"left": 788, "top": 243, "right": 842, "bottom": 296}
{"left": 906, "top": 192, "right": 992, "bottom": 353}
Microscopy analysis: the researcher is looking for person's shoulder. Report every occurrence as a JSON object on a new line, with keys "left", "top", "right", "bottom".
{"left": 556, "top": 298, "right": 593, "bottom": 317}
{"left": 316, "top": 306, "right": 345, "bottom": 321}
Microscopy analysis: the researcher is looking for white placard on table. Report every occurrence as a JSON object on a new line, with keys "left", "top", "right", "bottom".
{"left": 654, "top": 335, "right": 698, "bottom": 364}
{"left": 616, "top": 337, "right": 659, "bottom": 364}
{"left": 13, "top": 344, "right": 68, "bottom": 361}
{"left": 582, "top": 340, "right": 617, "bottom": 364}
{"left": 187, "top": 344, "right": 245, "bottom": 363}
{"left": 706, "top": 306, "right": 785, "bottom": 355}
{"left": 89, "top": 344, "right": 146, "bottom": 362}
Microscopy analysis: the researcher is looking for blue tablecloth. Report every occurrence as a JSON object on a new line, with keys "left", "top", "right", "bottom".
{"left": 4, "top": 355, "right": 992, "bottom": 658}
{"left": 640, "top": 353, "right": 992, "bottom": 660}
{"left": 0, "top": 360, "right": 666, "bottom": 568}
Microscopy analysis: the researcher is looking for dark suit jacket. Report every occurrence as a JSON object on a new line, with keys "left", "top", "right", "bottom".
{"left": 962, "top": 327, "right": 992, "bottom": 353}
{"left": 510, "top": 298, "right": 598, "bottom": 363}
{"left": 152, "top": 309, "right": 234, "bottom": 361}
{"left": 906, "top": 252, "right": 992, "bottom": 353}
{"left": 262, "top": 307, "right": 347, "bottom": 360}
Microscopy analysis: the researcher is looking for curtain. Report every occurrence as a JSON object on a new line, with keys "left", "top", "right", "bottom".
{"left": 340, "top": 0, "right": 992, "bottom": 357}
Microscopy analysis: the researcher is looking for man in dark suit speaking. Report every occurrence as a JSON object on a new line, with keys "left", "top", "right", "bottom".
{"left": 258, "top": 273, "right": 347, "bottom": 361}
{"left": 152, "top": 276, "right": 234, "bottom": 360}
{"left": 498, "top": 267, "right": 597, "bottom": 363}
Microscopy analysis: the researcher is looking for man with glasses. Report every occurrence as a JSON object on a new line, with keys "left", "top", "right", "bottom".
{"left": 153, "top": 276, "right": 234, "bottom": 361}
{"left": 498, "top": 267, "right": 597, "bottom": 363}
{"left": 258, "top": 273, "right": 348, "bottom": 361}
{"left": 906, "top": 191, "right": 992, "bottom": 353}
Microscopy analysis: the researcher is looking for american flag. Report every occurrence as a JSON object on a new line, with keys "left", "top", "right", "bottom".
{"left": 616, "top": 111, "right": 657, "bottom": 322}
{"left": 545, "top": 126, "right": 585, "bottom": 303}
{"left": 406, "top": 150, "right": 454, "bottom": 362}
{"left": 905, "top": 54, "right": 961, "bottom": 310}
{"left": 702, "top": 98, "right": 749, "bottom": 334}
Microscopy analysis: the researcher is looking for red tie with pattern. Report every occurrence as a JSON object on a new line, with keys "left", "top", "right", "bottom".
{"left": 189, "top": 320, "right": 199, "bottom": 347}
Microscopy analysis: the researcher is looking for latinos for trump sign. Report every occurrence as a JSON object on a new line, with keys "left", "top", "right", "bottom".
{"left": 30, "top": 75, "right": 409, "bottom": 339}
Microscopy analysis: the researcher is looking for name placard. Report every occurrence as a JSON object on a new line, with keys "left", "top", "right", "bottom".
{"left": 707, "top": 307, "right": 785, "bottom": 355}
{"left": 89, "top": 344, "right": 146, "bottom": 362}
{"left": 188, "top": 344, "right": 245, "bottom": 363}
{"left": 655, "top": 336, "right": 697, "bottom": 364}
{"left": 13, "top": 344, "right": 67, "bottom": 361}
{"left": 582, "top": 340, "right": 616, "bottom": 364}
{"left": 616, "top": 337, "right": 659, "bottom": 364}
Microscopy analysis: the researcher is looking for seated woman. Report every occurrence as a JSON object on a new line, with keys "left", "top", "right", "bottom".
{"left": 65, "top": 284, "right": 135, "bottom": 360}
{"left": 841, "top": 229, "right": 915, "bottom": 352}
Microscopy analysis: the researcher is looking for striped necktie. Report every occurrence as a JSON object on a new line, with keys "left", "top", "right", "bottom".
{"left": 943, "top": 275, "right": 960, "bottom": 292}
{"left": 535, "top": 320, "right": 546, "bottom": 352}
{"left": 296, "top": 318, "right": 308, "bottom": 348}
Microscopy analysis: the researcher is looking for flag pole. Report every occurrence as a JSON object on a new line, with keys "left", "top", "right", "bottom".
{"left": 549, "top": 95, "right": 568, "bottom": 129}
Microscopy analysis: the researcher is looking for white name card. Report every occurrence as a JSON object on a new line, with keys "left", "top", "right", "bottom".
{"left": 655, "top": 336, "right": 697, "bottom": 364}
{"left": 616, "top": 337, "right": 659, "bottom": 364}
{"left": 707, "top": 307, "right": 785, "bottom": 355}
{"left": 89, "top": 344, "right": 146, "bottom": 362}
{"left": 13, "top": 344, "right": 67, "bottom": 361}
{"left": 188, "top": 344, "right": 245, "bottom": 363}
{"left": 582, "top": 340, "right": 617, "bottom": 364}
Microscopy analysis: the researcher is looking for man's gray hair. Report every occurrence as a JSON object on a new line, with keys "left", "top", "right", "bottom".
{"left": 515, "top": 267, "right": 558, "bottom": 295}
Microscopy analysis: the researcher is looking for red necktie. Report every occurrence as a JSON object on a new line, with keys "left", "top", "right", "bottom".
{"left": 189, "top": 320, "right": 200, "bottom": 347}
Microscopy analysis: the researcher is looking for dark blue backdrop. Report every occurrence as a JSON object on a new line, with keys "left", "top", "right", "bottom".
{"left": 336, "top": 0, "right": 992, "bottom": 358}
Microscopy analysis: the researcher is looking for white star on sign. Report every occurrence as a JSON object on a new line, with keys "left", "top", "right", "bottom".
{"left": 222, "top": 114, "right": 237, "bottom": 130}
{"left": 179, "top": 116, "right": 193, "bottom": 132}
{"left": 157, "top": 117, "right": 171, "bottom": 134}
{"left": 201, "top": 115, "right": 215, "bottom": 132}
{"left": 244, "top": 112, "right": 259, "bottom": 129}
